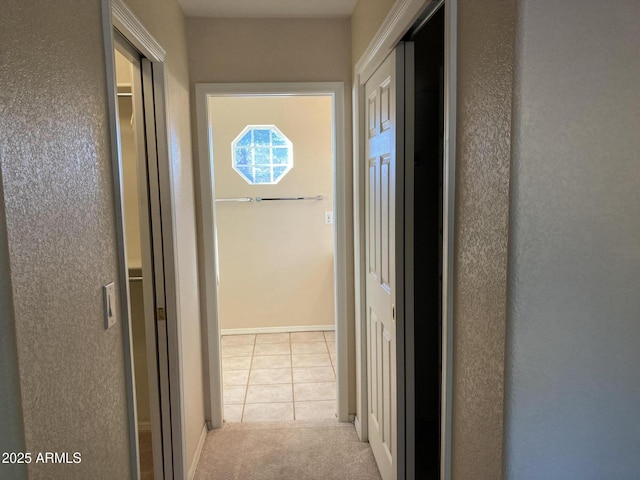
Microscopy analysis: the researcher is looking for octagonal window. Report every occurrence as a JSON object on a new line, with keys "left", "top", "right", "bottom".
{"left": 232, "top": 125, "right": 293, "bottom": 184}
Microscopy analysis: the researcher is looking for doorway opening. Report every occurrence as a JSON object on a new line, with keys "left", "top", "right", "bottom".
{"left": 402, "top": 4, "right": 445, "bottom": 478}
{"left": 105, "top": 1, "right": 187, "bottom": 474}
{"left": 195, "top": 83, "right": 349, "bottom": 429}
{"left": 113, "top": 44, "right": 158, "bottom": 479}
{"left": 211, "top": 95, "right": 337, "bottom": 422}
{"left": 112, "top": 36, "right": 176, "bottom": 479}
{"left": 353, "top": 0, "right": 454, "bottom": 478}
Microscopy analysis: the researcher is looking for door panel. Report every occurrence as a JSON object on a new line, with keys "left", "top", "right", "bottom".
{"left": 115, "top": 35, "right": 173, "bottom": 479}
{"left": 381, "top": 154, "right": 391, "bottom": 290}
{"left": 140, "top": 58, "right": 174, "bottom": 480}
{"left": 365, "top": 50, "right": 397, "bottom": 480}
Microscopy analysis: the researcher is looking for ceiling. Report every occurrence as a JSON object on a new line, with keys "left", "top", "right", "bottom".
{"left": 177, "top": 0, "right": 358, "bottom": 18}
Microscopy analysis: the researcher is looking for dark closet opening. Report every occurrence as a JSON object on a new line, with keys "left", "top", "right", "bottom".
{"left": 405, "top": 4, "right": 445, "bottom": 478}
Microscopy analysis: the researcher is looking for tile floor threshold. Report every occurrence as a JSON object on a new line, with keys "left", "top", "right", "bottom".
{"left": 222, "top": 330, "right": 337, "bottom": 423}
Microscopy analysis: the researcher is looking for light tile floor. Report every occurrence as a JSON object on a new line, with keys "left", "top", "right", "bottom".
{"left": 222, "top": 330, "right": 337, "bottom": 422}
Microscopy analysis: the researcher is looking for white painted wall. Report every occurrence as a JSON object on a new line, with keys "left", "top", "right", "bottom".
{"left": 211, "top": 96, "right": 335, "bottom": 331}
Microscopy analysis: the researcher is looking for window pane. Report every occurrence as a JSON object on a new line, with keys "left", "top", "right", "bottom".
{"left": 271, "top": 130, "right": 287, "bottom": 146}
{"left": 254, "top": 166, "right": 272, "bottom": 184}
{"left": 237, "top": 131, "right": 252, "bottom": 147}
{"left": 253, "top": 129, "right": 270, "bottom": 146}
{"left": 254, "top": 147, "right": 271, "bottom": 165}
{"left": 273, "top": 166, "right": 288, "bottom": 182}
{"left": 235, "top": 147, "right": 252, "bottom": 166}
{"left": 273, "top": 147, "right": 289, "bottom": 165}
{"left": 232, "top": 126, "right": 293, "bottom": 184}
{"left": 236, "top": 166, "right": 254, "bottom": 183}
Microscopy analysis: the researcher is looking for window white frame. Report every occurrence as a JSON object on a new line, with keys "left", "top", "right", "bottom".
{"left": 195, "top": 82, "right": 349, "bottom": 428}
{"left": 231, "top": 124, "right": 293, "bottom": 184}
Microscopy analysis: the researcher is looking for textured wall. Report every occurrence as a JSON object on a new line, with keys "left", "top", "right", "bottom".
{"left": 0, "top": 1, "right": 132, "bottom": 478}
{"left": 186, "top": 16, "right": 356, "bottom": 412}
{"left": 211, "top": 97, "right": 335, "bottom": 330}
{"left": 123, "top": 0, "right": 206, "bottom": 470}
{"left": 505, "top": 1, "right": 640, "bottom": 478}
{"left": 452, "top": 0, "right": 515, "bottom": 478}
{"left": 0, "top": 168, "right": 27, "bottom": 480}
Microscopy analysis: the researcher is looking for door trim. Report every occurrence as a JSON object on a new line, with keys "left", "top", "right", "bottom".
{"left": 102, "top": 0, "right": 186, "bottom": 477}
{"left": 195, "top": 82, "right": 349, "bottom": 426}
{"left": 352, "top": 1, "right": 457, "bottom": 479}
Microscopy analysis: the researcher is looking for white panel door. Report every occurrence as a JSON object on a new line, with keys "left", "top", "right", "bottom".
{"left": 365, "top": 50, "right": 397, "bottom": 480}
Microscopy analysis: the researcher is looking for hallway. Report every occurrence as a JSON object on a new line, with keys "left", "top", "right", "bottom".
{"left": 194, "top": 420, "right": 381, "bottom": 480}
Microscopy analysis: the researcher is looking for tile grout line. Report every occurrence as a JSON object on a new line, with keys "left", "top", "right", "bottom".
{"left": 290, "top": 332, "right": 297, "bottom": 421}
{"left": 332, "top": 333, "right": 337, "bottom": 379}
{"left": 323, "top": 331, "right": 335, "bottom": 378}
{"left": 325, "top": 331, "right": 337, "bottom": 419}
{"left": 240, "top": 335, "right": 257, "bottom": 422}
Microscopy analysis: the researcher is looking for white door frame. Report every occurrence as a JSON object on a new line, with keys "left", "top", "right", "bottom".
{"left": 352, "top": 0, "right": 457, "bottom": 479}
{"left": 102, "top": 0, "right": 187, "bottom": 478}
{"left": 195, "top": 82, "right": 349, "bottom": 427}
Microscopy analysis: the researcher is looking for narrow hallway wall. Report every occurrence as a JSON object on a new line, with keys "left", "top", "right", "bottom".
{"left": 452, "top": 0, "right": 515, "bottom": 478}
{"left": 506, "top": 0, "right": 640, "bottom": 477}
{"left": 1, "top": 2, "right": 132, "bottom": 478}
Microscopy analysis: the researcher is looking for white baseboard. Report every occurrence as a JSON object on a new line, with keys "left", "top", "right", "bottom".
{"left": 188, "top": 423, "right": 208, "bottom": 480}
{"left": 137, "top": 421, "right": 152, "bottom": 432}
{"left": 221, "top": 325, "right": 335, "bottom": 336}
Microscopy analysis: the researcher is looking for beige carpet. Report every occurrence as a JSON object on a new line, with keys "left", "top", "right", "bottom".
{"left": 194, "top": 420, "right": 382, "bottom": 480}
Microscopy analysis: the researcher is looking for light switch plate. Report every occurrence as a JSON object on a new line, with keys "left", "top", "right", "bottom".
{"left": 103, "top": 282, "right": 116, "bottom": 330}
{"left": 324, "top": 211, "right": 334, "bottom": 224}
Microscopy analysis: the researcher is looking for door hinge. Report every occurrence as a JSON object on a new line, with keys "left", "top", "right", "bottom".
{"left": 157, "top": 307, "right": 166, "bottom": 322}
{"left": 392, "top": 303, "right": 396, "bottom": 321}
